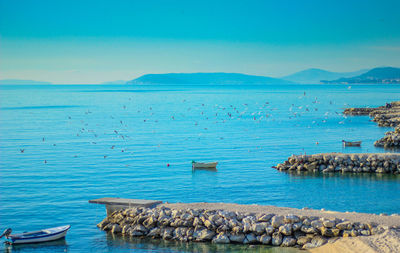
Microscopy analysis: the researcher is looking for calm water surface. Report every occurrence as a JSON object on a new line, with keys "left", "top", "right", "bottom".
{"left": 0, "top": 84, "right": 399, "bottom": 252}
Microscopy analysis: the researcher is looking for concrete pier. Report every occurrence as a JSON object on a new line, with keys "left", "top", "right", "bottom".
{"left": 89, "top": 197, "right": 162, "bottom": 216}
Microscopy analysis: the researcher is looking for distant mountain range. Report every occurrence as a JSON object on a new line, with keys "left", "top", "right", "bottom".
{"left": 0, "top": 79, "right": 52, "bottom": 85}
{"left": 3, "top": 67, "right": 399, "bottom": 85}
{"left": 281, "top": 68, "right": 369, "bottom": 84}
{"left": 321, "top": 67, "right": 400, "bottom": 84}
{"left": 127, "top": 72, "right": 291, "bottom": 85}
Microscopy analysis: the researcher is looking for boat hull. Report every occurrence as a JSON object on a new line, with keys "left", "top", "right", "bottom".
{"left": 9, "top": 225, "right": 70, "bottom": 244}
{"left": 192, "top": 162, "right": 218, "bottom": 169}
{"left": 342, "top": 141, "right": 362, "bottom": 147}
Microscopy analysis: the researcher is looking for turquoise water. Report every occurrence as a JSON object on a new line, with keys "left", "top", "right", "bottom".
{"left": 0, "top": 84, "right": 399, "bottom": 252}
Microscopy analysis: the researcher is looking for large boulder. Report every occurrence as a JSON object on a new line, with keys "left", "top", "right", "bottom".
{"left": 243, "top": 233, "right": 257, "bottom": 244}
{"left": 271, "top": 232, "right": 283, "bottom": 246}
{"left": 212, "top": 232, "right": 230, "bottom": 244}
{"left": 279, "top": 224, "right": 293, "bottom": 236}
{"left": 229, "top": 233, "right": 245, "bottom": 243}
{"left": 271, "top": 215, "right": 285, "bottom": 228}
{"left": 258, "top": 234, "right": 272, "bottom": 245}
{"left": 281, "top": 236, "right": 296, "bottom": 247}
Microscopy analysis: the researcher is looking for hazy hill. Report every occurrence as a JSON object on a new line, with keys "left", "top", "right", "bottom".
{"left": 127, "top": 72, "right": 291, "bottom": 85}
{"left": 321, "top": 67, "right": 400, "bottom": 84}
{"left": 282, "top": 68, "right": 368, "bottom": 84}
{"left": 0, "top": 79, "right": 52, "bottom": 85}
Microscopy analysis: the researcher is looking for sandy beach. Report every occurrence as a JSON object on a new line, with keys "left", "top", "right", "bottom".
{"left": 162, "top": 202, "right": 400, "bottom": 252}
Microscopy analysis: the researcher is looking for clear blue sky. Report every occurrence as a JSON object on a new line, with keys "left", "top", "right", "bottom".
{"left": 1, "top": 0, "right": 399, "bottom": 84}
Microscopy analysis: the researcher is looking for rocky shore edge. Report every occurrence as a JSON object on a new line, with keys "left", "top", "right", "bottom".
{"left": 96, "top": 205, "right": 390, "bottom": 250}
{"left": 273, "top": 153, "right": 400, "bottom": 174}
{"left": 343, "top": 101, "right": 400, "bottom": 148}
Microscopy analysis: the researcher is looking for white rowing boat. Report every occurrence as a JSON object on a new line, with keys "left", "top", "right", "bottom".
{"left": 1, "top": 225, "right": 70, "bottom": 244}
{"left": 192, "top": 161, "right": 218, "bottom": 169}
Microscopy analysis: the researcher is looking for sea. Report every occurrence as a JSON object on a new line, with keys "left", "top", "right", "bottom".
{"left": 0, "top": 84, "right": 399, "bottom": 252}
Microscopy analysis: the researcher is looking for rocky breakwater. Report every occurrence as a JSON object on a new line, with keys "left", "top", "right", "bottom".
{"left": 343, "top": 101, "right": 400, "bottom": 148}
{"left": 97, "top": 206, "right": 386, "bottom": 250}
{"left": 274, "top": 153, "right": 400, "bottom": 174}
{"left": 375, "top": 127, "right": 400, "bottom": 148}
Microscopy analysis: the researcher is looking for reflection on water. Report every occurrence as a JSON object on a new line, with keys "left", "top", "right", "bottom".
{"left": 105, "top": 233, "right": 301, "bottom": 253}
{"left": 285, "top": 170, "right": 400, "bottom": 181}
{"left": 3, "top": 239, "right": 68, "bottom": 253}
{"left": 192, "top": 167, "right": 218, "bottom": 173}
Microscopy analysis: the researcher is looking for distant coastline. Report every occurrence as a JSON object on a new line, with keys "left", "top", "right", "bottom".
{"left": 2, "top": 66, "right": 399, "bottom": 85}
{"left": 0, "top": 79, "right": 53, "bottom": 85}
{"left": 321, "top": 67, "right": 400, "bottom": 84}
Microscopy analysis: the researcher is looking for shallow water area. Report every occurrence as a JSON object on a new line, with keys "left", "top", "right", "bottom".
{"left": 0, "top": 84, "right": 399, "bottom": 252}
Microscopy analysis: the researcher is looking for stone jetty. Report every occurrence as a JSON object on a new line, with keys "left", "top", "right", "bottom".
{"left": 96, "top": 205, "right": 387, "bottom": 250}
{"left": 274, "top": 153, "right": 400, "bottom": 174}
{"left": 343, "top": 101, "right": 400, "bottom": 148}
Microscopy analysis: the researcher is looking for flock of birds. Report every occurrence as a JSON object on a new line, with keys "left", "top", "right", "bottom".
{"left": 17, "top": 91, "right": 350, "bottom": 164}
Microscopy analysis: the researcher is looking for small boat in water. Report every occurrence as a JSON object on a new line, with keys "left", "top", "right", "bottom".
{"left": 0, "top": 225, "right": 70, "bottom": 244}
{"left": 192, "top": 161, "right": 218, "bottom": 169}
{"left": 342, "top": 140, "right": 362, "bottom": 147}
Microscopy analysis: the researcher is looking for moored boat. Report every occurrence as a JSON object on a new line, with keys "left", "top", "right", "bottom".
{"left": 192, "top": 161, "right": 218, "bottom": 169}
{"left": 0, "top": 225, "right": 70, "bottom": 244}
{"left": 342, "top": 140, "right": 362, "bottom": 147}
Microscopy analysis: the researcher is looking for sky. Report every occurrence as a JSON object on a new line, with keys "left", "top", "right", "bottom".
{"left": 0, "top": 0, "right": 400, "bottom": 84}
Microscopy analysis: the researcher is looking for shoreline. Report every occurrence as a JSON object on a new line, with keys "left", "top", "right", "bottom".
{"left": 95, "top": 200, "right": 400, "bottom": 252}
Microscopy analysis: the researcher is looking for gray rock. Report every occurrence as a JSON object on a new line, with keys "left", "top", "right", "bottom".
{"left": 292, "top": 222, "right": 302, "bottom": 231}
{"left": 272, "top": 232, "right": 283, "bottom": 246}
{"left": 322, "top": 219, "right": 336, "bottom": 228}
{"left": 320, "top": 227, "right": 340, "bottom": 237}
{"left": 301, "top": 225, "right": 317, "bottom": 234}
{"left": 229, "top": 233, "right": 245, "bottom": 243}
{"left": 296, "top": 236, "right": 311, "bottom": 245}
{"left": 173, "top": 227, "right": 188, "bottom": 239}
{"left": 243, "top": 233, "right": 257, "bottom": 244}
{"left": 195, "top": 229, "right": 215, "bottom": 241}
{"left": 311, "top": 220, "right": 324, "bottom": 230}
{"left": 271, "top": 215, "right": 285, "bottom": 228}
{"left": 243, "top": 220, "right": 252, "bottom": 233}
{"left": 204, "top": 220, "right": 215, "bottom": 230}
{"left": 302, "top": 218, "right": 311, "bottom": 226}
{"left": 252, "top": 222, "right": 268, "bottom": 235}
{"left": 302, "top": 242, "right": 317, "bottom": 249}
{"left": 311, "top": 235, "right": 327, "bottom": 247}
{"left": 111, "top": 224, "right": 122, "bottom": 233}
{"left": 360, "top": 230, "right": 371, "bottom": 236}
{"left": 147, "top": 227, "right": 161, "bottom": 238}
{"left": 232, "top": 225, "right": 243, "bottom": 234}
{"left": 279, "top": 224, "right": 293, "bottom": 236}
{"left": 281, "top": 236, "right": 296, "bottom": 247}
{"left": 161, "top": 227, "right": 174, "bottom": 240}
{"left": 212, "top": 232, "right": 230, "bottom": 244}
{"left": 284, "top": 214, "right": 300, "bottom": 223}
{"left": 258, "top": 234, "right": 272, "bottom": 245}
{"left": 266, "top": 225, "right": 275, "bottom": 235}
{"left": 336, "top": 221, "right": 352, "bottom": 230}
{"left": 193, "top": 217, "right": 202, "bottom": 227}
{"left": 97, "top": 220, "right": 109, "bottom": 229}
{"left": 257, "top": 213, "right": 274, "bottom": 222}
